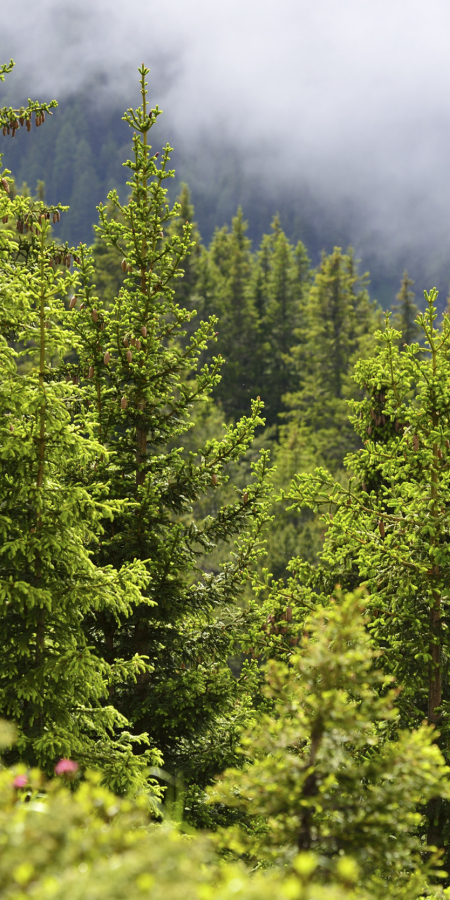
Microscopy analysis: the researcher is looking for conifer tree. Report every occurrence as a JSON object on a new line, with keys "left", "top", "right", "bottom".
{"left": 198, "top": 208, "right": 259, "bottom": 420}
{"left": 392, "top": 270, "right": 421, "bottom": 348}
{"left": 288, "top": 289, "right": 450, "bottom": 851}
{"left": 168, "top": 183, "right": 202, "bottom": 312}
{"left": 0, "top": 63, "right": 161, "bottom": 792}
{"left": 213, "top": 593, "right": 450, "bottom": 896}
{"left": 252, "top": 217, "right": 311, "bottom": 427}
{"left": 89, "top": 202, "right": 128, "bottom": 309}
{"left": 283, "top": 247, "right": 379, "bottom": 473}
{"left": 69, "top": 67, "right": 271, "bottom": 806}
{"left": 260, "top": 249, "right": 379, "bottom": 578}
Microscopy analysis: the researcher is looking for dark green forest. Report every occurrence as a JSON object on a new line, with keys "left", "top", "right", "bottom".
{"left": 1, "top": 69, "right": 448, "bottom": 312}
{"left": 3, "top": 60, "right": 450, "bottom": 900}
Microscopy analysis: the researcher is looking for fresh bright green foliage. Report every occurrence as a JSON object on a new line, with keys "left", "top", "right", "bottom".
{"left": 287, "top": 288, "right": 450, "bottom": 847}
{"left": 0, "top": 770, "right": 355, "bottom": 900}
{"left": 211, "top": 593, "right": 450, "bottom": 897}
{"left": 66, "top": 67, "right": 272, "bottom": 800}
{"left": 0, "top": 713, "right": 438, "bottom": 900}
{"left": 5, "top": 55, "right": 450, "bottom": 897}
{"left": 0, "top": 60, "right": 58, "bottom": 135}
{"left": 0, "top": 66, "right": 161, "bottom": 793}
{"left": 289, "top": 290, "right": 450, "bottom": 724}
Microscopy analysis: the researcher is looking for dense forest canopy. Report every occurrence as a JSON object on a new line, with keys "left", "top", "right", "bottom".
{"left": 3, "top": 59, "right": 450, "bottom": 900}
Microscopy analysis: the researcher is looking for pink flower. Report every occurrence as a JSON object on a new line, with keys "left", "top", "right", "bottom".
{"left": 13, "top": 775, "right": 28, "bottom": 788}
{"left": 54, "top": 758, "right": 79, "bottom": 776}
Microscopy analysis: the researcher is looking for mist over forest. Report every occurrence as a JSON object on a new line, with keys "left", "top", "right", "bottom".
{"left": 3, "top": 0, "right": 450, "bottom": 309}
{"left": 0, "top": 89, "right": 370, "bottom": 285}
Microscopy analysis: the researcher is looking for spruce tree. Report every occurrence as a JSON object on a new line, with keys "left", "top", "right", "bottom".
{"left": 198, "top": 208, "right": 259, "bottom": 421}
{"left": 288, "top": 289, "right": 450, "bottom": 852}
{"left": 213, "top": 593, "right": 449, "bottom": 896}
{"left": 392, "top": 270, "right": 421, "bottom": 348}
{"left": 0, "top": 63, "right": 161, "bottom": 792}
{"left": 252, "top": 216, "right": 311, "bottom": 427}
{"left": 168, "top": 183, "right": 202, "bottom": 312}
{"left": 260, "top": 249, "right": 379, "bottom": 578}
{"left": 283, "top": 247, "right": 380, "bottom": 473}
{"left": 69, "top": 67, "right": 271, "bottom": 808}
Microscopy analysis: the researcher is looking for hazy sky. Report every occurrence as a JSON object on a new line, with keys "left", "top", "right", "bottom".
{"left": 3, "top": 0, "right": 450, "bottom": 292}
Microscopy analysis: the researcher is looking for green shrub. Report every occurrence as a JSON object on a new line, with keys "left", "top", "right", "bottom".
{"left": 210, "top": 593, "right": 450, "bottom": 897}
{"left": 0, "top": 750, "right": 423, "bottom": 900}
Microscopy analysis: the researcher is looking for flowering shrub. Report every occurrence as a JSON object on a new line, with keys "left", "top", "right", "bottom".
{"left": 54, "top": 759, "right": 79, "bottom": 776}
{"left": 0, "top": 756, "right": 367, "bottom": 900}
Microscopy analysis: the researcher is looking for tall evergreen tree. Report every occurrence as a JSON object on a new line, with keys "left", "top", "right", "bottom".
{"left": 0, "top": 65, "right": 161, "bottom": 792}
{"left": 288, "top": 289, "right": 450, "bottom": 853}
{"left": 214, "top": 593, "right": 449, "bottom": 894}
{"left": 392, "top": 270, "right": 420, "bottom": 348}
{"left": 260, "top": 249, "right": 379, "bottom": 579}
{"left": 198, "top": 208, "right": 260, "bottom": 420}
{"left": 69, "top": 67, "right": 271, "bottom": 807}
{"left": 283, "top": 247, "right": 380, "bottom": 472}
{"left": 168, "top": 183, "right": 202, "bottom": 312}
{"left": 252, "top": 216, "right": 311, "bottom": 427}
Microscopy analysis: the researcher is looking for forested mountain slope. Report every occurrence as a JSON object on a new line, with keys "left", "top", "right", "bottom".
{"left": 1, "top": 79, "right": 447, "bottom": 310}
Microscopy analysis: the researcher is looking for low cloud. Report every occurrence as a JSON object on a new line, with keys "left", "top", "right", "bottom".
{"left": 3, "top": 0, "right": 450, "bottom": 298}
